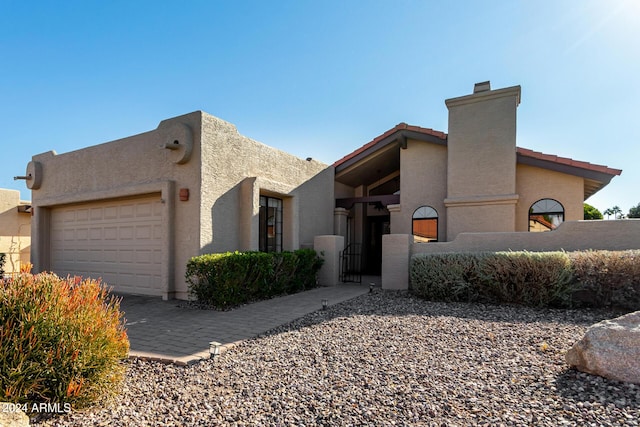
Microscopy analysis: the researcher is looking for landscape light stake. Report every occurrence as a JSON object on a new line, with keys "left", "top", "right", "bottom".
{"left": 209, "top": 341, "right": 222, "bottom": 359}
{"left": 322, "top": 299, "right": 328, "bottom": 310}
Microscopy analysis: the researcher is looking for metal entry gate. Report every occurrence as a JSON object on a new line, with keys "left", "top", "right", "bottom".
{"left": 339, "top": 243, "right": 362, "bottom": 283}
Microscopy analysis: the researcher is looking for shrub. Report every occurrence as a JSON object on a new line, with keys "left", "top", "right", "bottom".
{"left": 186, "top": 249, "right": 323, "bottom": 309}
{"left": 0, "top": 273, "right": 129, "bottom": 410}
{"left": 569, "top": 250, "right": 640, "bottom": 310}
{"left": 411, "top": 250, "right": 640, "bottom": 309}
{"left": 476, "top": 251, "right": 574, "bottom": 307}
{"left": 410, "top": 252, "right": 482, "bottom": 302}
{"left": 0, "top": 253, "right": 5, "bottom": 277}
{"left": 411, "top": 251, "right": 574, "bottom": 307}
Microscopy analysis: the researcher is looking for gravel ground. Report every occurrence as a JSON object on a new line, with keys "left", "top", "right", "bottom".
{"left": 33, "top": 291, "right": 639, "bottom": 426}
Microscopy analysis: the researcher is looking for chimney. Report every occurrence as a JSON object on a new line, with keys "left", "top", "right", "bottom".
{"left": 474, "top": 81, "right": 491, "bottom": 93}
{"left": 443, "top": 81, "right": 522, "bottom": 239}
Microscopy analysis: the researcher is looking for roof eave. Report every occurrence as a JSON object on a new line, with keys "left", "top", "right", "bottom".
{"left": 334, "top": 126, "right": 447, "bottom": 173}
{"left": 516, "top": 152, "right": 621, "bottom": 200}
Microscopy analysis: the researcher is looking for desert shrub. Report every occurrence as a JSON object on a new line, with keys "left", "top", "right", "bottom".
{"left": 0, "top": 253, "right": 5, "bottom": 277}
{"left": 476, "top": 251, "right": 574, "bottom": 307}
{"left": 186, "top": 249, "right": 323, "bottom": 308}
{"left": 0, "top": 273, "right": 129, "bottom": 410}
{"left": 411, "top": 251, "right": 574, "bottom": 307}
{"left": 410, "top": 252, "right": 483, "bottom": 302}
{"left": 569, "top": 250, "right": 640, "bottom": 310}
{"left": 411, "top": 250, "right": 640, "bottom": 309}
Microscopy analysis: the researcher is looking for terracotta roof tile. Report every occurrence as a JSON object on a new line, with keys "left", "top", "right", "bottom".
{"left": 333, "top": 123, "right": 447, "bottom": 167}
{"left": 334, "top": 124, "right": 622, "bottom": 178}
{"left": 516, "top": 147, "right": 622, "bottom": 176}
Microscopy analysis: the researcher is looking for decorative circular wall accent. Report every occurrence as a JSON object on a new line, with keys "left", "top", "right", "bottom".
{"left": 26, "top": 161, "right": 42, "bottom": 189}
{"left": 161, "top": 122, "right": 193, "bottom": 164}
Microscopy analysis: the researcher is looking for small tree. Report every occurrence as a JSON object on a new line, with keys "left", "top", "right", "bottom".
{"left": 583, "top": 203, "right": 603, "bottom": 220}
{"left": 604, "top": 206, "right": 624, "bottom": 220}
{"left": 612, "top": 206, "right": 624, "bottom": 219}
{"left": 629, "top": 203, "right": 640, "bottom": 219}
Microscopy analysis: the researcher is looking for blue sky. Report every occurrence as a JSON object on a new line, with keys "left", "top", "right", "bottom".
{"left": 1, "top": 0, "right": 638, "bottom": 214}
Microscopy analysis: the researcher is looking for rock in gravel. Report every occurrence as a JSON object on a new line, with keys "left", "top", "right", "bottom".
{"left": 566, "top": 310, "right": 640, "bottom": 384}
{"left": 0, "top": 403, "right": 30, "bottom": 427}
{"left": 31, "top": 292, "right": 640, "bottom": 426}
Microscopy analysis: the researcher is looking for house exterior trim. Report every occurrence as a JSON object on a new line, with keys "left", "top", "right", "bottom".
{"left": 444, "top": 194, "right": 520, "bottom": 208}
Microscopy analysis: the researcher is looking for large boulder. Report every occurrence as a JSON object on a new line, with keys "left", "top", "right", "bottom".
{"left": 566, "top": 311, "right": 640, "bottom": 384}
{"left": 0, "top": 403, "right": 29, "bottom": 427}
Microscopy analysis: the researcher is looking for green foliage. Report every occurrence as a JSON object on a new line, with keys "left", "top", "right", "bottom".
{"left": 583, "top": 203, "right": 603, "bottom": 220}
{"left": 604, "top": 206, "right": 624, "bottom": 219}
{"left": 628, "top": 202, "right": 640, "bottom": 218}
{"left": 0, "top": 253, "right": 5, "bottom": 277}
{"left": 186, "top": 249, "right": 324, "bottom": 309}
{"left": 411, "top": 250, "right": 640, "bottom": 309}
{"left": 476, "top": 251, "right": 574, "bottom": 307}
{"left": 411, "top": 251, "right": 574, "bottom": 307}
{"left": 569, "top": 250, "right": 640, "bottom": 310}
{"left": 410, "top": 253, "right": 481, "bottom": 302}
{"left": 0, "top": 273, "right": 129, "bottom": 410}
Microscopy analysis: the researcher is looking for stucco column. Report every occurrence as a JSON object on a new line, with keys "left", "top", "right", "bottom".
{"left": 381, "top": 234, "right": 412, "bottom": 290}
{"left": 313, "top": 235, "right": 345, "bottom": 287}
{"left": 333, "top": 207, "right": 349, "bottom": 237}
{"left": 387, "top": 203, "right": 401, "bottom": 234}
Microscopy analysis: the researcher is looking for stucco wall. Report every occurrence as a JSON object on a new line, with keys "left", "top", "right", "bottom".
{"left": 27, "top": 111, "right": 334, "bottom": 299}
{"left": 0, "top": 189, "right": 31, "bottom": 275}
{"left": 381, "top": 220, "right": 640, "bottom": 290}
{"left": 445, "top": 86, "right": 519, "bottom": 199}
{"left": 28, "top": 112, "right": 204, "bottom": 298}
{"left": 515, "top": 163, "right": 584, "bottom": 231}
{"left": 444, "top": 85, "right": 521, "bottom": 240}
{"left": 199, "top": 113, "right": 334, "bottom": 253}
{"left": 395, "top": 139, "right": 447, "bottom": 239}
{"left": 412, "top": 220, "right": 640, "bottom": 255}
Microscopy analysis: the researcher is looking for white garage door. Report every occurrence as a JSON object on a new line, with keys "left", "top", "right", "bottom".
{"left": 51, "top": 195, "right": 164, "bottom": 295}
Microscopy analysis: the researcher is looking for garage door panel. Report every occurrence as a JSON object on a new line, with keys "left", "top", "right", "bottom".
{"left": 51, "top": 196, "right": 163, "bottom": 296}
{"left": 119, "top": 204, "right": 135, "bottom": 218}
{"left": 119, "top": 226, "right": 134, "bottom": 240}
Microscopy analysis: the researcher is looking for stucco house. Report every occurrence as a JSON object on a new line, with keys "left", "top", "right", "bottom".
{"left": 333, "top": 82, "right": 623, "bottom": 275}
{"left": 25, "top": 112, "right": 334, "bottom": 299}
{"left": 0, "top": 188, "right": 31, "bottom": 275}
{"left": 23, "top": 81, "right": 630, "bottom": 298}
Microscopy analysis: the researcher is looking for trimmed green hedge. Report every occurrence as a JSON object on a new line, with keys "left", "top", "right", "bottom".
{"left": 411, "top": 250, "right": 640, "bottom": 309}
{"left": 186, "top": 249, "right": 324, "bottom": 309}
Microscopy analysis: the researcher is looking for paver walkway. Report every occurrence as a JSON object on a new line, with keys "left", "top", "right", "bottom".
{"left": 120, "top": 282, "right": 374, "bottom": 365}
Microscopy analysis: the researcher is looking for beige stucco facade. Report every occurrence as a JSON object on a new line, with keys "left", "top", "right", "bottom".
{"left": 27, "top": 111, "right": 333, "bottom": 299}
{"left": 394, "top": 140, "right": 448, "bottom": 239}
{"left": 515, "top": 164, "right": 584, "bottom": 231}
{"left": 22, "top": 81, "right": 625, "bottom": 296}
{"left": 445, "top": 84, "right": 520, "bottom": 240}
{"left": 333, "top": 81, "right": 623, "bottom": 279}
{"left": 0, "top": 189, "right": 31, "bottom": 275}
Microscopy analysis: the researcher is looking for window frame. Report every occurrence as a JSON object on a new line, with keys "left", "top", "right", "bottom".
{"left": 259, "top": 195, "right": 283, "bottom": 252}
{"left": 412, "top": 205, "right": 438, "bottom": 242}
{"left": 528, "top": 198, "right": 565, "bottom": 232}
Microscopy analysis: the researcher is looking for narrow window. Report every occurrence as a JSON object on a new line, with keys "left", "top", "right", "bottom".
{"left": 412, "top": 206, "right": 438, "bottom": 242}
{"left": 529, "top": 199, "right": 564, "bottom": 232}
{"left": 259, "top": 196, "right": 283, "bottom": 252}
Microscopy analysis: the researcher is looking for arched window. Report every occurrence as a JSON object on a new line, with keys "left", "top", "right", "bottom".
{"left": 529, "top": 199, "right": 564, "bottom": 232}
{"left": 412, "top": 206, "right": 438, "bottom": 242}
